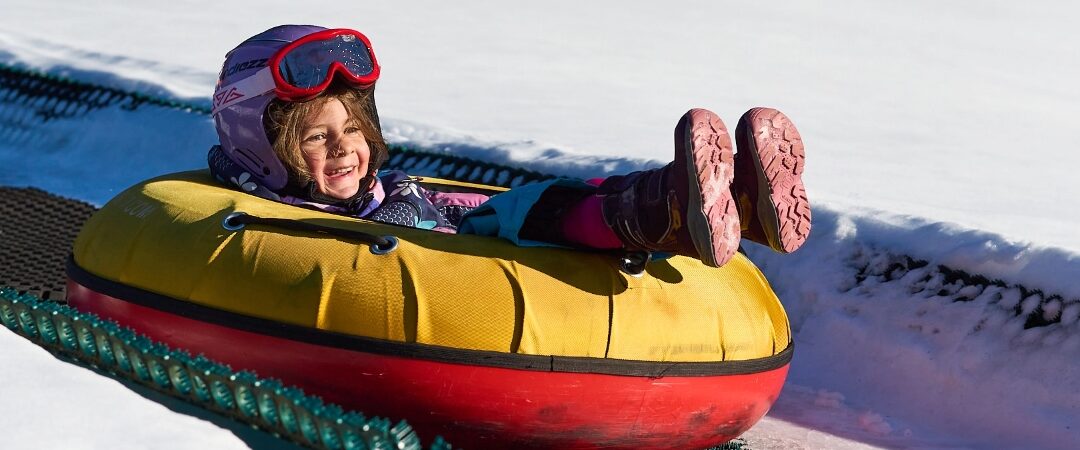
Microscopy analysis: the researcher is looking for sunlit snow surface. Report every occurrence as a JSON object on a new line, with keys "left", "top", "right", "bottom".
{"left": 2, "top": 1, "right": 1079, "bottom": 449}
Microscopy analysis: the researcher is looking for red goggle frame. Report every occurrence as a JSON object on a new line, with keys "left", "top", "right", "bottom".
{"left": 268, "top": 28, "right": 381, "bottom": 102}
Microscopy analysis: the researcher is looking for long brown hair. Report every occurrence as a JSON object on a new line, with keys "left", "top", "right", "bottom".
{"left": 264, "top": 82, "right": 387, "bottom": 188}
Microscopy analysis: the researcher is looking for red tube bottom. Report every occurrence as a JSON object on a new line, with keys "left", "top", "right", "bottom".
{"left": 67, "top": 279, "right": 788, "bottom": 449}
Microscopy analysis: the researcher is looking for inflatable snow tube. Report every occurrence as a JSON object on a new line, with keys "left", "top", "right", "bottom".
{"left": 67, "top": 170, "right": 793, "bottom": 449}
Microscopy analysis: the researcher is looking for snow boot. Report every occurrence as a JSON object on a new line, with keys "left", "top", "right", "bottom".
{"left": 598, "top": 108, "right": 740, "bottom": 267}
{"left": 733, "top": 107, "right": 812, "bottom": 253}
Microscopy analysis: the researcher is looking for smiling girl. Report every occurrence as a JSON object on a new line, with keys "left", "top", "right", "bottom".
{"left": 209, "top": 25, "right": 811, "bottom": 267}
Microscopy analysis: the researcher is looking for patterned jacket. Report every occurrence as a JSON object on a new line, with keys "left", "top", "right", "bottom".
{"left": 348, "top": 170, "right": 488, "bottom": 233}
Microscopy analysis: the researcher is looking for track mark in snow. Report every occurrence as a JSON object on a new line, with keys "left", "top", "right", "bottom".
{"left": 845, "top": 244, "right": 1080, "bottom": 345}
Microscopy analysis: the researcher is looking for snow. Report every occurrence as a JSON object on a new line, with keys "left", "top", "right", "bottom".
{"left": 2, "top": 1, "right": 1079, "bottom": 449}
{"left": 0, "top": 322, "right": 295, "bottom": 449}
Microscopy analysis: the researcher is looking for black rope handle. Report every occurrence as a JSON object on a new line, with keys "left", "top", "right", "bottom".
{"left": 221, "top": 212, "right": 398, "bottom": 255}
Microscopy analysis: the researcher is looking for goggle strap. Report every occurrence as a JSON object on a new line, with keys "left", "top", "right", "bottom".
{"left": 211, "top": 67, "right": 276, "bottom": 116}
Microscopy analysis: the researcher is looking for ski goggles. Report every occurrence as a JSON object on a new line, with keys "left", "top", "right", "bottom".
{"left": 213, "top": 28, "right": 380, "bottom": 115}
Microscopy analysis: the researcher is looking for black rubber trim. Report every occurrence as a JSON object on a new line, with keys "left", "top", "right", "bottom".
{"left": 68, "top": 256, "right": 792, "bottom": 377}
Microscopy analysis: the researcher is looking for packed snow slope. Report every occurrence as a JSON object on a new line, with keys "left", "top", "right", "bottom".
{"left": 2, "top": 1, "right": 1079, "bottom": 449}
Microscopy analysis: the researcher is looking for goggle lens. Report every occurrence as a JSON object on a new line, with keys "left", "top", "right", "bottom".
{"left": 277, "top": 33, "right": 375, "bottom": 89}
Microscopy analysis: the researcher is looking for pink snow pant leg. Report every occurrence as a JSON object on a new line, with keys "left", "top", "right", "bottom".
{"left": 560, "top": 177, "right": 622, "bottom": 249}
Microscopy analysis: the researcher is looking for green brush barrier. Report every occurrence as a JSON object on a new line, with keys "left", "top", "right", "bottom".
{"left": 0, "top": 287, "right": 452, "bottom": 450}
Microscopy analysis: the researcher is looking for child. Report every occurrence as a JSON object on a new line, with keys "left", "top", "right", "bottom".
{"left": 209, "top": 25, "right": 811, "bottom": 268}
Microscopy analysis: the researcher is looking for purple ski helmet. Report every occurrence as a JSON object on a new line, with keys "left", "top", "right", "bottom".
{"left": 212, "top": 25, "right": 383, "bottom": 191}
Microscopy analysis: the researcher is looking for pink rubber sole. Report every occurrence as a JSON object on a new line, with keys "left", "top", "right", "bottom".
{"left": 736, "top": 108, "right": 811, "bottom": 253}
{"left": 678, "top": 108, "right": 739, "bottom": 267}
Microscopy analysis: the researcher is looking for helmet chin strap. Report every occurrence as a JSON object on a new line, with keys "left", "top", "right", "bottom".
{"left": 299, "top": 168, "right": 380, "bottom": 215}
{"left": 356, "top": 169, "right": 379, "bottom": 194}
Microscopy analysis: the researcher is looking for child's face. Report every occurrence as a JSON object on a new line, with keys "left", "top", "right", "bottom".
{"left": 299, "top": 98, "right": 371, "bottom": 200}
